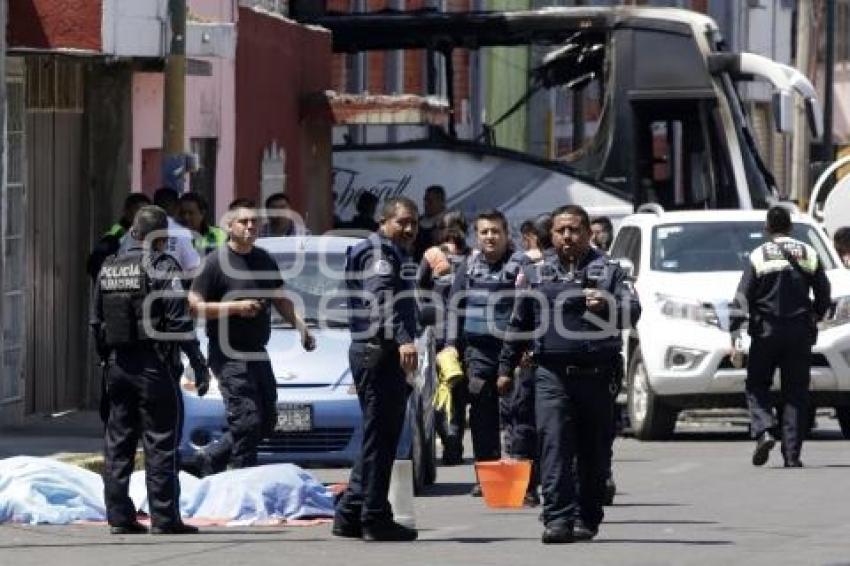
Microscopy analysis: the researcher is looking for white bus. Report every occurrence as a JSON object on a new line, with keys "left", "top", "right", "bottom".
{"left": 316, "top": 7, "right": 822, "bottom": 230}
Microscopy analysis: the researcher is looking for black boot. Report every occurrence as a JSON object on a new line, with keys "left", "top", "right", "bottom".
{"left": 541, "top": 523, "right": 574, "bottom": 544}
{"left": 362, "top": 520, "right": 418, "bottom": 542}
{"left": 751, "top": 431, "right": 776, "bottom": 466}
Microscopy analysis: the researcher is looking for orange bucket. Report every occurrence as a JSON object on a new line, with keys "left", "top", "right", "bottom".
{"left": 475, "top": 459, "right": 532, "bottom": 508}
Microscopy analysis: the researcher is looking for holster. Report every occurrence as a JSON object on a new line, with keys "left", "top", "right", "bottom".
{"left": 361, "top": 341, "right": 384, "bottom": 369}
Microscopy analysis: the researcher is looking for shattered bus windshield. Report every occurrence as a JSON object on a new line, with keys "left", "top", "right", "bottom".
{"left": 309, "top": 7, "right": 819, "bottom": 230}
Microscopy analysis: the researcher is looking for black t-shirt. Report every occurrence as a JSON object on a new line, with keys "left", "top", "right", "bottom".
{"left": 191, "top": 245, "right": 284, "bottom": 352}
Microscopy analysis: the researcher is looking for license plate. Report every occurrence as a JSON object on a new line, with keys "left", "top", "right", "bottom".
{"left": 276, "top": 404, "right": 312, "bottom": 432}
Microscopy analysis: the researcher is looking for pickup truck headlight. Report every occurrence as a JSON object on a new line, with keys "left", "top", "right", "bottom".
{"left": 656, "top": 294, "right": 720, "bottom": 327}
{"left": 819, "top": 296, "right": 850, "bottom": 330}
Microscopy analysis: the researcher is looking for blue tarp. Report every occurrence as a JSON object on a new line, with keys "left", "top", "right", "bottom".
{"left": 0, "top": 456, "right": 335, "bottom": 525}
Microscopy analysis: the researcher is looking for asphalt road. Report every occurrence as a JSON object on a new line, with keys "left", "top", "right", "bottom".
{"left": 2, "top": 417, "right": 849, "bottom": 566}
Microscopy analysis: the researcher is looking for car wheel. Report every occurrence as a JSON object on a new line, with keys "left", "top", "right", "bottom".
{"left": 627, "top": 349, "right": 678, "bottom": 441}
{"left": 835, "top": 407, "right": 850, "bottom": 439}
{"left": 411, "top": 396, "right": 436, "bottom": 495}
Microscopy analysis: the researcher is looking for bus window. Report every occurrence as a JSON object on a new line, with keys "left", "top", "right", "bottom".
{"left": 634, "top": 100, "right": 737, "bottom": 210}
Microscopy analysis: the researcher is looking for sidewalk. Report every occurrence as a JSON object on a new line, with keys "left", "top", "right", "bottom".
{"left": 0, "top": 410, "right": 103, "bottom": 460}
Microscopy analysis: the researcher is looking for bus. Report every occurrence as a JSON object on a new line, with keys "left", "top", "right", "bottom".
{"left": 312, "top": 7, "right": 822, "bottom": 230}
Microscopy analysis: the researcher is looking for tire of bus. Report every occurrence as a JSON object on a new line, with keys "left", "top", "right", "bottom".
{"left": 627, "top": 349, "right": 679, "bottom": 441}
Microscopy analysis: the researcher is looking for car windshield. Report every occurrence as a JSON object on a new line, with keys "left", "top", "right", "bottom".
{"left": 651, "top": 221, "right": 836, "bottom": 273}
{"left": 270, "top": 251, "right": 349, "bottom": 327}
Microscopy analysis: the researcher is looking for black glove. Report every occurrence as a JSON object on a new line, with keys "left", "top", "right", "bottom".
{"left": 192, "top": 363, "right": 210, "bottom": 397}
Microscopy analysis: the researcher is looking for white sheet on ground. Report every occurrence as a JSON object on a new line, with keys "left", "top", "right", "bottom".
{"left": 129, "top": 464, "right": 335, "bottom": 523}
{"left": 0, "top": 457, "right": 335, "bottom": 525}
{"left": 0, "top": 457, "right": 106, "bottom": 524}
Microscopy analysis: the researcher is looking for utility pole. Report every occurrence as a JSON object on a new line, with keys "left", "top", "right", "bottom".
{"left": 790, "top": 0, "right": 812, "bottom": 205}
{"left": 823, "top": 0, "right": 836, "bottom": 163}
{"left": 162, "top": 0, "right": 187, "bottom": 190}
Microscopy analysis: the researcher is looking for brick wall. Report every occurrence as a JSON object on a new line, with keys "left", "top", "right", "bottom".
{"left": 8, "top": 0, "right": 102, "bottom": 51}
{"left": 327, "top": 0, "right": 471, "bottom": 120}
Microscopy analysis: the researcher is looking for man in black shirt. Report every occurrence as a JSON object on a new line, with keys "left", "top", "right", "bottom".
{"left": 189, "top": 198, "right": 316, "bottom": 474}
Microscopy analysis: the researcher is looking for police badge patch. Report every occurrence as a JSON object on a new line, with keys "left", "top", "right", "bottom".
{"left": 374, "top": 258, "right": 393, "bottom": 276}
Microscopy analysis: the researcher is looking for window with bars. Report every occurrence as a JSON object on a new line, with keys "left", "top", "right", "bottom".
{"left": 24, "top": 57, "right": 83, "bottom": 112}
{"left": 3, "top": 65, "right": 26, "bottom": 402}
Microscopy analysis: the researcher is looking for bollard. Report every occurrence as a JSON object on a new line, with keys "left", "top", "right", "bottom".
{"left": 388, "top": 459, "right": 416, "bottom": 528}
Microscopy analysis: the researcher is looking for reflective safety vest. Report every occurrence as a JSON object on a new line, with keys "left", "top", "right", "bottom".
{"left": 193, "top": 225, "right": 227, "bottom": 255}
{"left": 105, "top": 223, "right": 126, "bottom": 239}
{"left": 462, "top": 253, "right": 520, "bottom": 339}
{"left": 98, "top": 251, "right": 159, "bottom": 346}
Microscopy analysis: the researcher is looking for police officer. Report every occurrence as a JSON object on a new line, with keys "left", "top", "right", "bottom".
{"left": 87, "top": 193, "right": 152, "bottom": 280}
{"left": 178, "top": 192, "right": 227, "bottom": 255}
{"left": 333, "top": 196, "right": 420, "bottom": 542}
{"left": 91, "top": 205, "right": 210, "bottom": 535}
{"left": 732, "top": 206, "right": 831, "bottom": 468}
{"left": 498, "top": 205, "right": 640, "bottom": 544}
{"left": 444, "top": 209, "right": 521, "bottom": 496}
{"left": 507, "top": 213, "right": 553, "bottom": 507}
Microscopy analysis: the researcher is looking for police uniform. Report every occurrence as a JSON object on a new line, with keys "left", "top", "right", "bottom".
{"left": 733, "top": 236, "right": 831, "bottom": 466}
{"left": 91, "top": 244, "right": 207, "bottom": 532}
{"left": 447, "top": 249, "right": 522, "bottom": 464}
{"left": 416, "top": 245, "right": 470, "bottom": 464}
{"left": 505, "top": 250, "right": 545, "bottom": 499}
{"left": 499, "top": 248, "right": 640, "bottom": 540}
{"left": 334, "top": 232, "right": 418, "bottom": 539}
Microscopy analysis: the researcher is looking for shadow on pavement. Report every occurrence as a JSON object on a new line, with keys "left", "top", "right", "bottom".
{"left": 610, "top": 503, "right": 688, "bottom": 508}
{"left": 419, "top": 482, "right": 476, "bottom": 497}
{"left": 0, "top": 537, "right": 330, "bottom": 550}
{"left": 595, "top": 538, "right": 733, "bottom": 546}
{"left": 604, "top": 519, "right": 716, "bottom": 525}
{"left": 644, "top": 429, "right": 845, "bottom": 442}
{"left": 418, "top": 537, "right": 532, "bottom": 543}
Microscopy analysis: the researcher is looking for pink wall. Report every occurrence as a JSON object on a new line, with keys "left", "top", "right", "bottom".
{"left": 130, "top": 0, "right": 236, "bottom": 222}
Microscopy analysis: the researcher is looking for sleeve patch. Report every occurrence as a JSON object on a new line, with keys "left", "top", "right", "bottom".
{"left": 374, "top": 259, "right": 393, "bottom": 276}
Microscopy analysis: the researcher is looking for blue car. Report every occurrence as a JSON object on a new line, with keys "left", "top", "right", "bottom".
{"left": 179, "top": 235, "right": 437, "bottom": 492}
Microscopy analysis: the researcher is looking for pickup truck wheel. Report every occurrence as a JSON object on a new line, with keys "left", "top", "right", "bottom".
{"left": 835, "top": 407, "right": 850, "bottom": 439}
{"left": 627, "top": 350, "right": 678, "bottom": 441}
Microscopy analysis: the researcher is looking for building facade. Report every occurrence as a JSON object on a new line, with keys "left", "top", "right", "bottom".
{"left": 1, "top": 0, "right": 331, "bottom": 424}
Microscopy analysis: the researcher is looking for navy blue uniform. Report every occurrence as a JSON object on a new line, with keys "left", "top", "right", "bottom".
{"left": 505, "top": 251, "right": 544, "bottom": 492}
{"left": 336, "top": 233, "right": 417, "bottom": 528}
{"left": 447, "top": 250, "right": 522, "bottom": 463}
{"left": 499, "top": 248, "right": 640, "bottom": 533}
{"left": 91, "top": 246, "right": 206, "bottom": 530}
{"left": 732, "top": 236, "right": 831, "bottom": 463}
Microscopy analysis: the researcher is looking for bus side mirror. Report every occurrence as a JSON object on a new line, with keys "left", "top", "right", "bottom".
{"left": 772, "top": 92, "right": 794, "bottom": 134}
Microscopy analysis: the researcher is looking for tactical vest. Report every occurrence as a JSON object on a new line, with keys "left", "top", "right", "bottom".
{"left": 462, "top": 254, "right": 519, "bottom": 339}
{"left": 98, "top": 251, "right": 159, "bottom": 346}
{"left": 536, "top": 257, "right": 622, "bottom": 357}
